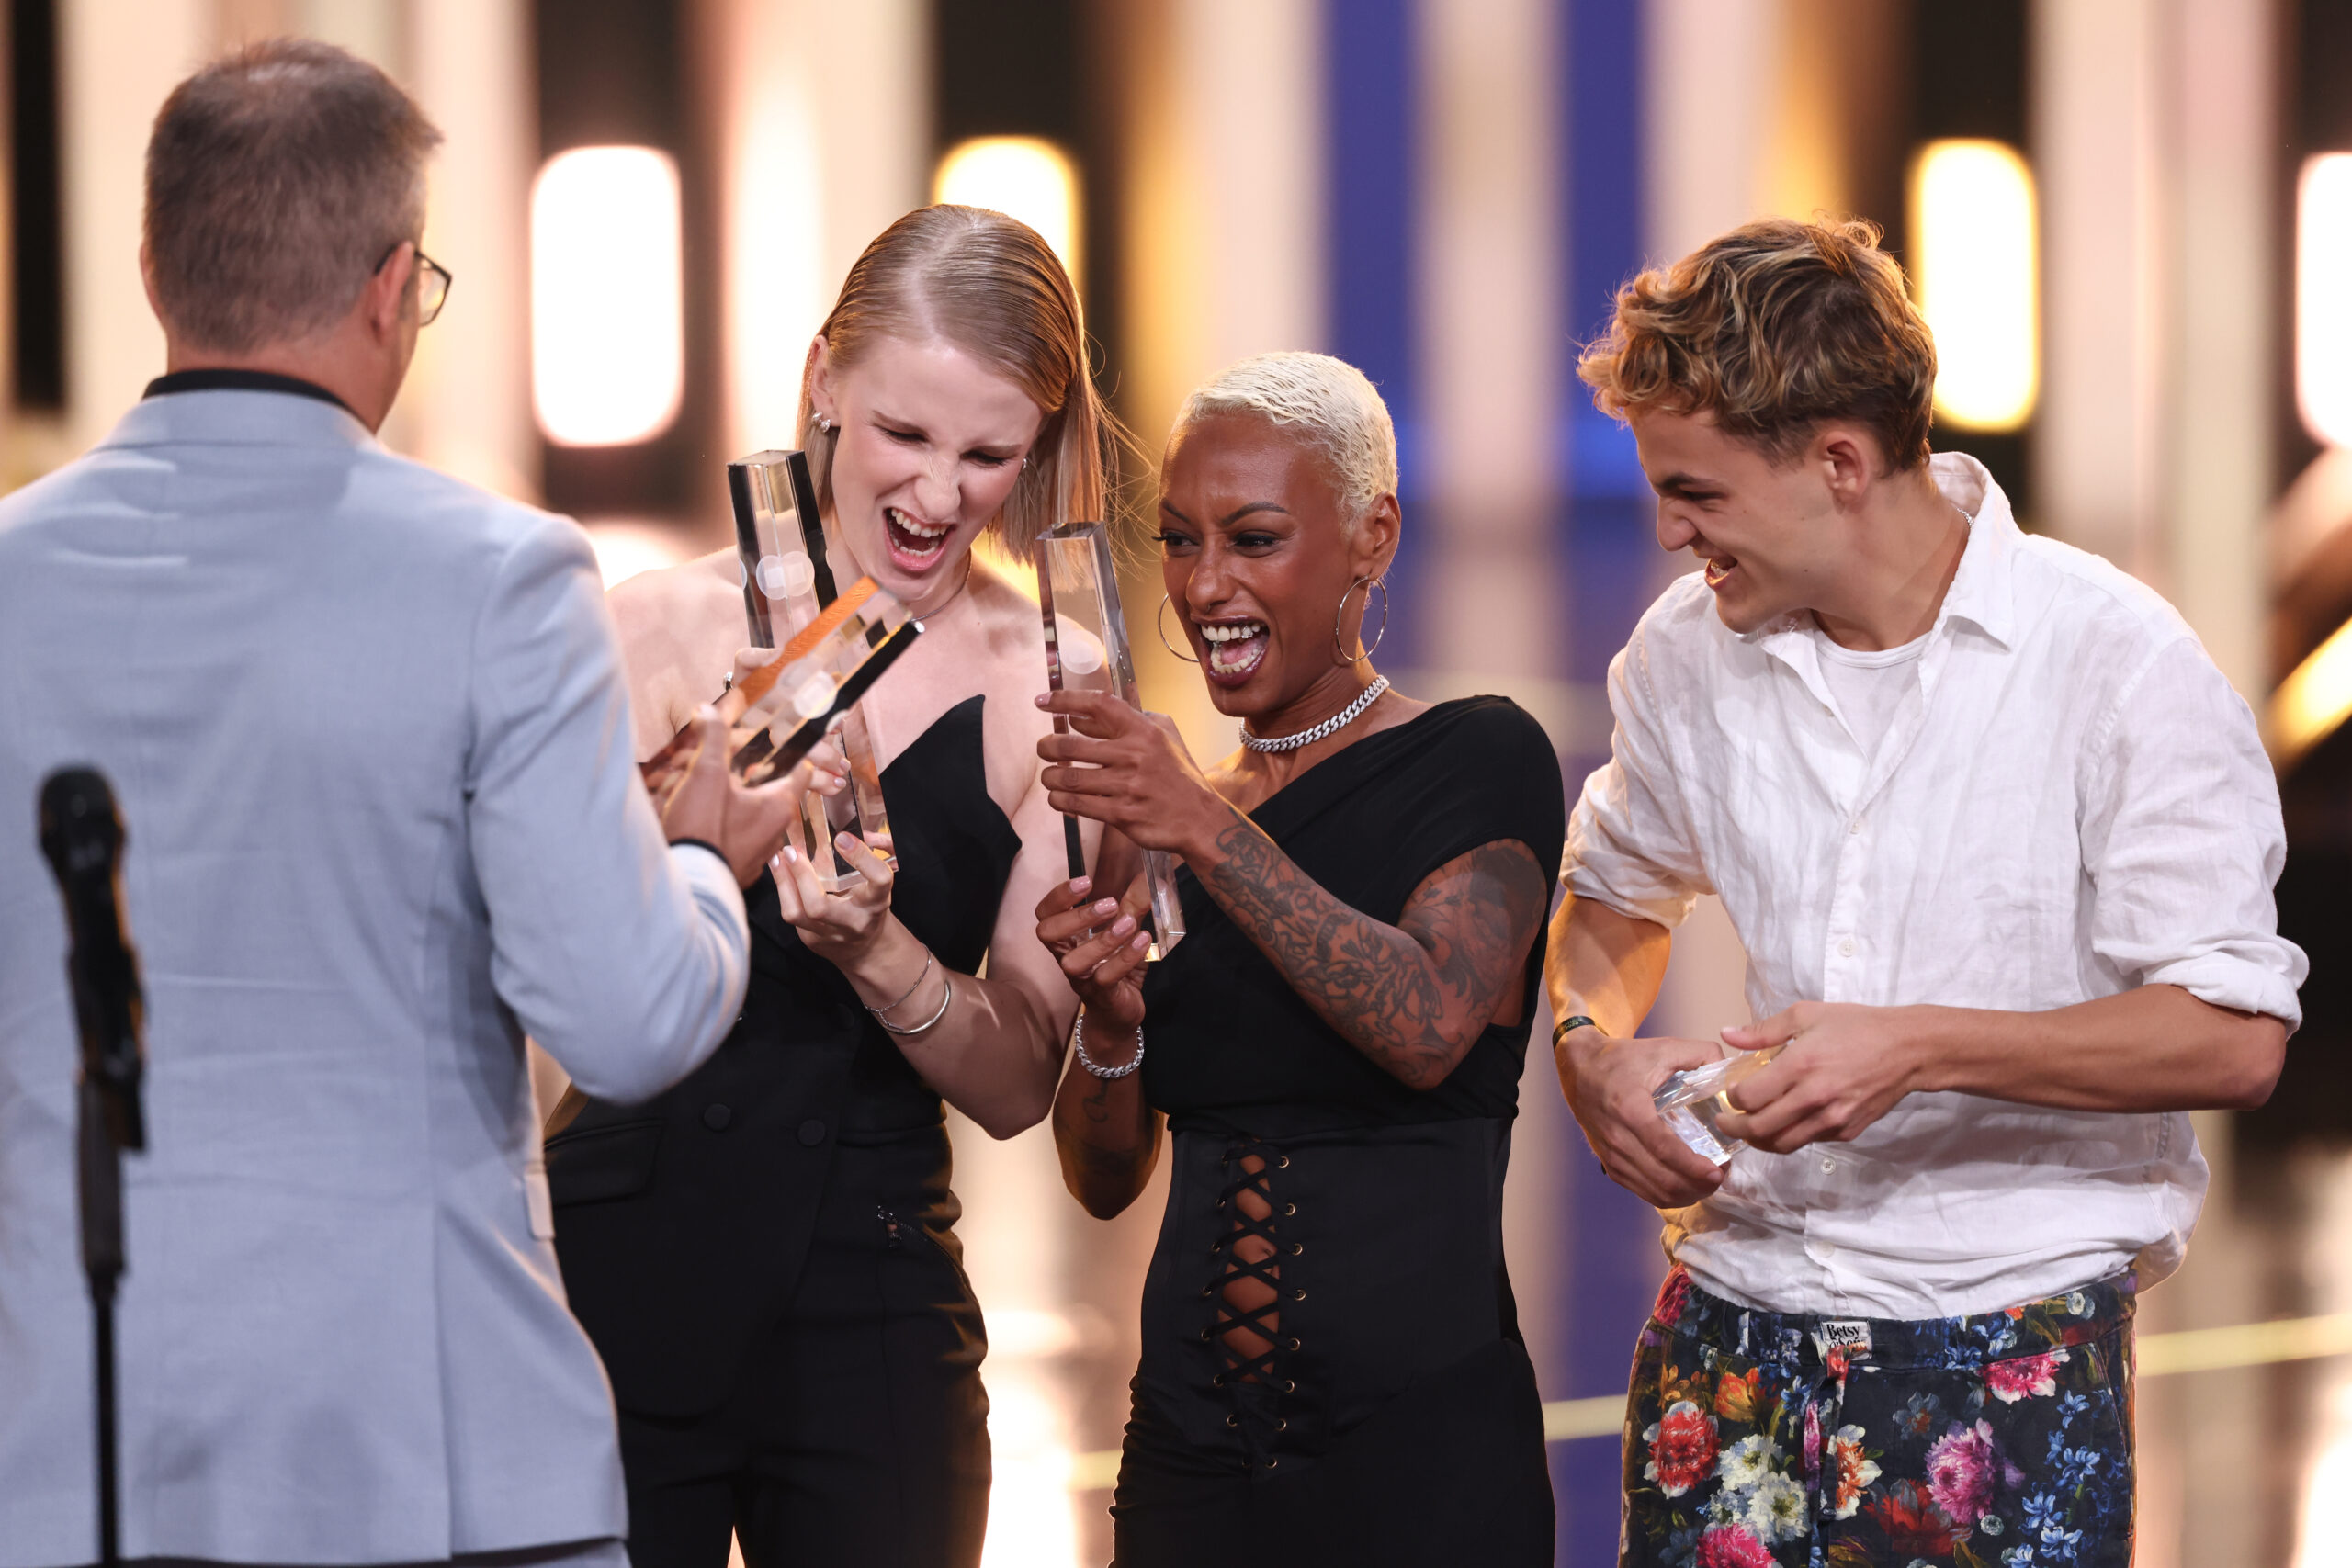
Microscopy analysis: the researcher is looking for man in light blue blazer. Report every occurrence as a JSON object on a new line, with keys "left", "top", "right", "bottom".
{"left": 0, "top": 40, "right": 817, "bottom": 1568}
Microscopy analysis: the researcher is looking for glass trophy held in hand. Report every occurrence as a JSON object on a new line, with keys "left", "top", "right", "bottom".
{"left": 638, "top": 578, "right": 920, "bottom": 793}
{"left": 1035, "top": 522, "right": 1184, "bottom": 958}
{"left": 1653, "top": 1045, "right": 1784, "bottom": 1166}
{"left": 731, "top": 449, "right": 897, "bottom": 893}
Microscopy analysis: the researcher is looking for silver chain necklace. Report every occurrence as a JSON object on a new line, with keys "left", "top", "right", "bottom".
{"left": 1241, "top": 676, "right": 1391, "bottom": 753}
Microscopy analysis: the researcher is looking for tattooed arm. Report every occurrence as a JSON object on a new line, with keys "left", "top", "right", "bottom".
{"left": 1035, "top": 688, "right": 1553, "bottom": 1091}
{"left": 1051, "top": 1026, "right": 1165, "bottom": 1218}
{"left": 1192, "top": 807, "right": 1550, "bottom": 1089}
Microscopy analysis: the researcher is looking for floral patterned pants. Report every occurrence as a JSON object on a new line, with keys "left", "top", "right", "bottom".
{"left": 1622, "top": 1268, "right": 2135, "bottom": 1568}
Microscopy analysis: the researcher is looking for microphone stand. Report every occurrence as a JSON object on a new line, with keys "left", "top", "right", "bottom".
{"left": 41, "top": 769, "right": 147, "bottom": 1568}
{"left": 78, "top": 1074, "right": 130, "bottom": 1568}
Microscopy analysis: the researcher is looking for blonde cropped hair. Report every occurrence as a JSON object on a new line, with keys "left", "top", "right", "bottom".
{"left": 799, "top": 205, "right": 1113, "bottom": 562}
{"left": 1172, "top": 352, "right": 1398, "bottom": 528}
{"left": 1579, "top": 216, "right": 1935, "bottom": 471}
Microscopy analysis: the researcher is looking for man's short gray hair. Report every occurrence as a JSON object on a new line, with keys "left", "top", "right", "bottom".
{"left": 145, "top": 39, "right": 442, "bottom": 352}
{"left": 1173, "top": 352, "right": 1399, "bottom": 528}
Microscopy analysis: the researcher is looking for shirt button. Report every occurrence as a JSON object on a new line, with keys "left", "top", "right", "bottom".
{"left": 1815, "top": 1241, "right": 1838, "bottom": 1259}
{"left": 797, "top": 1117, "right": 828, "bottom": 1146}
{"left": 1849, "top": 818, "right": 1864, "bottom": 836}
{"left": 1820, "top": 1155, "right": 1837, "bottom": 1174}
{"left": 702, "top": 1104, "right": 732, "bottom": 1132}
{"left": 1838, "top": 938, "right": 1857, "bottom": 957}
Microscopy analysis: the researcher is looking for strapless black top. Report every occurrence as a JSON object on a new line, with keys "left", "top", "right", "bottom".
{"left": 548, "top": 694, "right": 1021, "bottom": 1415}
{"left": 745, "top": 694, "right": 1023, "bottom": 1132}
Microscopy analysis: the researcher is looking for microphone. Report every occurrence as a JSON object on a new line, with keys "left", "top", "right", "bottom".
{"left": 39, "top": 769, "right": 146, "bottom": 1153}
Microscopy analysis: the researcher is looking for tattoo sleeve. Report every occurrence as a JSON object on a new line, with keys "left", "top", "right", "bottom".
{"left": 1198, "top": 808, "right": 1550, "bottom": 1089}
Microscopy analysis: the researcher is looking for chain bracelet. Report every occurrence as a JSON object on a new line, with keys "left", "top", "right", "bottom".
{"left": 1071, "top": 1010, "right": 1145, "bottom": 1079}
{"left": 875, "top": 972, "right": 954, "bottom": 1037}
{"left": 867, "top": 950, "right": 934, "bottom": 1019}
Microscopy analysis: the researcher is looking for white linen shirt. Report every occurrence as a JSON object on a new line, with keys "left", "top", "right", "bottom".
{"left": 1565, "top": 453, "right": 2306, "bottom": 1320}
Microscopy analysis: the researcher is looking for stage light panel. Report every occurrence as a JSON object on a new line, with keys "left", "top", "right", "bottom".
{"left": 531, "top": 147, "right": 684, "bottom": 446}
{"left": 1910, "top": 139, "right": 2039, "bottom": 432}
{"left": 933, "top": 137, "right": 1080, "bottom": 279}
{"left": 2299, "top": 154, "right": 2352, "bottom": 449}
{"left": 2270, "top": 615, "right": 2352, "bottom": 764}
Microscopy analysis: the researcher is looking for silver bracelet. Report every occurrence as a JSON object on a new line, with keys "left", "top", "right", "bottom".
{"left": 1071, "top": 1010, "right": 1144, "bottom": 1079}
{"left": 875, "top": 972, "right": 954, "bottom": 1037}
{"left": 868, "top": 950, "right": 933, "bottom": 1019}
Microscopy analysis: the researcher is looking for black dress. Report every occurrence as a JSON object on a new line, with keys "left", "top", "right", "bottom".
{"left": 548, "top": 694, "right": 1019, "bottom": 1568}
{"left": 1113, "top": 696, "right": 1566, "bottom": 1567}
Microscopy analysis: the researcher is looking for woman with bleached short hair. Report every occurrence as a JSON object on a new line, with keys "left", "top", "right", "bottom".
{"left": 1035, "top": 352, "right": 1563, "bottom": 1564}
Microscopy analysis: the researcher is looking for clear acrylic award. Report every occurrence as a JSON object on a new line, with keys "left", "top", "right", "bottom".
{"left": 639, "top": 580, "right": 920, "bottom": 791}
{"left": 1652, "top": 1046, "right": 1782, "bottom": 1165}
{"left": 1035, "top": 522, "right": 1184, "bottom": 957}
{"left": 730, "top": 449, "right": 895, "bottom": 893}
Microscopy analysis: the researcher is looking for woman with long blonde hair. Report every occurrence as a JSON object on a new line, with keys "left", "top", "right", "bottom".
{"left": 548, "top": 206, "right": 1112, "bottom": 1568}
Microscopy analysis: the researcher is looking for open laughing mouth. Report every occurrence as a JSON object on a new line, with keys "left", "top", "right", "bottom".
{"left": 884, "top": 505, "right": 952, "bottom": 570}
{"left": 1703, "top": 554, "right": 1739, "bottom": 591}
{"left": 1199, "top": 619, "right": 1267, "bottom": 682}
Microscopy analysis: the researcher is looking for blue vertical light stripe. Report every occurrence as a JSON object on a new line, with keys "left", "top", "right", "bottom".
{"left": 1553, "top": 3, "right": 1671, "bottom": 1565}
{"left": 1561, "top": 0, "right": 1657, "bottom": 678}
{"left": 1320, "top": 0, "right": 1427, "bottom": 668}
{"left": 1322, "top": 0, "right": 1417, "bottom": 430}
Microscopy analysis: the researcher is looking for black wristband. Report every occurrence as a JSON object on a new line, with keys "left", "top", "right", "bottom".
{"left": 1551, "top": 1014, "right": 1600, "bottom": 1048}
{"left": 668, "top": 837, "right": 728, "bottom": 868}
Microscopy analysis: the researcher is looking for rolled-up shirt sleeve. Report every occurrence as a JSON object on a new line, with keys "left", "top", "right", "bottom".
{"left": 1563, "top": 624, "right": 1712, "bottom": 930}
{"left": 2080, "top": 635, "right": 2307, "bottom": 1028}
{"left": 464, "top": 515, "right": 751, "bottom": 1103}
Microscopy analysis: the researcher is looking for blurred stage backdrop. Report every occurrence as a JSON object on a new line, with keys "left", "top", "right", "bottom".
{"left": 6, "top": 1, "right": 2352, "bottom": 1562}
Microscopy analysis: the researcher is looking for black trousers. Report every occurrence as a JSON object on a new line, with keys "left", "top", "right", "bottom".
{"left": 615, "top": 1135, "right": 990, "bottom": 1568}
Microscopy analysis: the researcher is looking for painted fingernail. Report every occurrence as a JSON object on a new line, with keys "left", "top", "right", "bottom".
{"left": 782, "top": 845, "right": 798, "bottom": 863}
{"left": 1132, "top": 933, "right": 1151, "bottom": 950}
{"left": 1093, "top": 898, "right": 1118, "bottom": 916}
{"left": 1111, "top": 914, "right": 1136, "bottom": 935}
{"left": 1070, "top": 876, "right": 1091, "bottom": 895}
{"left": 835, "top": 832, "right": 857, "bottom": 851}
{"left": 1035, "top": 692, "right": 1050, "bottom": 706}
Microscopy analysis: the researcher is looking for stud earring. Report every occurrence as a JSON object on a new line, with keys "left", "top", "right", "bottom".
{"left": 813, "top": 412, "right": 835, "bottom": 434}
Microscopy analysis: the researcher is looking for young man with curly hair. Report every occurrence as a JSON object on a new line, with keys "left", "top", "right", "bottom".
{"left": 1546, "top": 217, "right": 2304, "bottom": 1566}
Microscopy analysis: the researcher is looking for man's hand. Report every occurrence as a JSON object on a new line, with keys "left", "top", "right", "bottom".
{"left": 1713, "top": 1001, "right": 1925, "bottom": 1153}
{"left": 1555, "top": 1025, "right": 1728, "bottom": 1208}
{"left": 659, "top": 705, "right": 842, "bottom": 886}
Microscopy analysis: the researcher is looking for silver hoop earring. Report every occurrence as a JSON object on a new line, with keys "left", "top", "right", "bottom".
{"left": 1156, "top": 594, "right": 1201, "bottom": 663}
{"left": 1332, "top": 575, "right": 1389, "bottom": 664}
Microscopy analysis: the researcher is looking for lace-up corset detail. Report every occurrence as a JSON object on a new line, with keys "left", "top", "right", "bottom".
{"left": 1202, "top": 1134, "right": 1303, "bottom": 1469}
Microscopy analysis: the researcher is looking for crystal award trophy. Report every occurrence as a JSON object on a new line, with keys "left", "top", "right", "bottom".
{"left": 1652, "top": 1046, "right": 1783, "bottom": 1165}
{"left": 730, "top": 449, "right": 895, "bottom": 893}
{"left": 639, "top": 579, "right": 921, "bottom": 790}
{"left": 1035, "top": 522, "right": 1184, "bottom": 957}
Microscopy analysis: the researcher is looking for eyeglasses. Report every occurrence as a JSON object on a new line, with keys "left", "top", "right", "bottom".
{"left": 374, "top": 242, "right": 453, "bottom": 326}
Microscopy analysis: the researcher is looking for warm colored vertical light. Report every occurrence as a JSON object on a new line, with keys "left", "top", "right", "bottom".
{"left": 1910, "top": 139, "right": 2040, "bottom": 432}
{"left": 932, "top": 136, "right": 1081, "bottom": 280}
{"left": 2299, "top": 153, "right": 2352, "bottom": 448}
{"left": 531, "top": 147, "right": 684, "bottom": 446}
{"left": 2269, "top": 615, "right": 2352, "bottom": 764}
